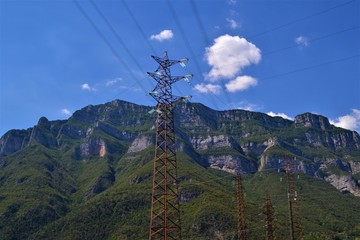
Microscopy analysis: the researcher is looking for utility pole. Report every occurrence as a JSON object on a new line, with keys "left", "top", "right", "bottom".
{"left": 284, "top": 158, "right": 303, "bottom": 240}
{"left": 263, "top": 194, "right": 276, "bottom": 240}
{"left": 236, "top": 174, "right": 248, "bottom": 240}
{"left": 147, "top": 52, "right": 192, "bottom": 240}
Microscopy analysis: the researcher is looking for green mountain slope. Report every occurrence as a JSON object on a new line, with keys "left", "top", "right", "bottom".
{"left": 0, "top": 100, "right": 359, "bottom": 239}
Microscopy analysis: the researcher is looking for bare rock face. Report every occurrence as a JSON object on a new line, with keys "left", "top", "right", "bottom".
{"left": 0, "top": 130, "right": 31, "bottom": 156}
{"left": 349, "top": 161, "right": 360, "bottom": 174}
{"left": 206, "top": 155, "right": 257, "bottom": 174}
{"left": 97, "top": 122, "right": 135, "bottom": 141}
{"left": 73, "top": 137, "right": 107, "bottom": 159}
{"left": 29, "top": 126, "right": 57, "bottom": 148}
{"left": 190, "top": 134, "right": 240, "bottom": 151}
{"left": 241, "top": 141, "right": 268, "bottom": 157}
{"left": 1, "top": 100, "right": 360, "bottom": 197}
{"left": 295, "top": 113, "right": 360, "bottom": 150}
{"left": 325, "top": 174, "right": 360, "bottom": 196}
{"left": 58, "top": 124, "right": 86, "bottom": 140}
{"left": 295, "top": 113, "right": 331, "bottom": 130}
{"left": 128, "top": 135, "right": 154, "bottom": 153}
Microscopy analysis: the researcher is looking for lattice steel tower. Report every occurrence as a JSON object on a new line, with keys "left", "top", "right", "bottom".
{"left": 236, "top": 174, "right": 248, "bottom": 240}
{"left": 284, "top": 158, "right": 303, "bottom": 240}
{"left": 147, "top": 52, "right": 192, "bottom": 240}
{"left": 263, "top": 194, "right": 276, "bottom": 240}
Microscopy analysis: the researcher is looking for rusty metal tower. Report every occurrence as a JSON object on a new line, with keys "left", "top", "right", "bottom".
{"left": 236, "top": 174, "right": 248, "bottom": 240}
{"left": 284, "top": 158, "right": 303, "bottom": 240}
{"left": 263, "top": 194, "right": 276, "bottom": 240}
{"left": 147, "top": 52, "right": 192, "bottom": 240}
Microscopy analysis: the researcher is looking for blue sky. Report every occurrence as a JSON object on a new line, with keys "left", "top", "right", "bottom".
{"left": 0, "top": 0, "right": 359, "bottom": 136}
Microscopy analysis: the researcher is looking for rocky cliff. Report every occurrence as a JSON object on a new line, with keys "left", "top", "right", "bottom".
{"left": 1, "top": 100, "right": 360, "bottom": 196}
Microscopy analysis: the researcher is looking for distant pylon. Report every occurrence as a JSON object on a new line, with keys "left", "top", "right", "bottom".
{"left": 147, "top": 52, "right": 192, "bottom": 240}
{"left": 263, "top": 194, "right": 276, "bottom": 240}
{"left": 236, "top": 174, "right": 248, "bottom": 240}
{"left": 284, "top": 158, "right": 303, "bottom": 240}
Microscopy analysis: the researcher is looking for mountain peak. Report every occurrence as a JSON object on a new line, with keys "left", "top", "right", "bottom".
{"left": 294, "top": 112, "right": 331, "bottom": 130}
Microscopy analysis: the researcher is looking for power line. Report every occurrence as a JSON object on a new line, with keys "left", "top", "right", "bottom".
{"left": 189, "top": 0, "right": 211, "bottom": 46}
{"left": 263, "top": 26, "right": 360, "bottom": 56}
{"left": 189, "top": 0, "right": 236, "bottom": 109}
{"left": 166, "top": 0, "right": 231, "bottom": 109}
{"left": 190, "top": 0, "right": 357, "bottom": 59}
{"left": 249, "top": 0, "right": 357, "bottom": 39}
{"left": 119, "top": 0, "right": 189, "bottom": 98}
{"left": 261, "top": 54, "right": 360, "bottom": 80}
{"left": 89, "top": 0, "right": 148, "bottom": 78}
{"left": 120, "top": 0, "right": 157, "bottom": 55}
{"left": 72, "top": 0, "right": 147, "bottom": 93}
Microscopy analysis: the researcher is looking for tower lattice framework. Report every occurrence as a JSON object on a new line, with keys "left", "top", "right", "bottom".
{"left": 284, "top": 158, "right": 304, "bottom": 240}
{"left": 263, "top": 194, "right": 276, "bottom": 240}
{"left": 236, "top": 174, "right": 248, "bottom": 240}
{"left": 147, "top": 52, "right": 192, "bottom": 240}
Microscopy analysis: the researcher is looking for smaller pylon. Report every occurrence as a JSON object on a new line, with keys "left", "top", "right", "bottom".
{"left": 284, "top": 157, "right": 303, "bottom": 240}
{"left": 236, "top": 174, "right": 248, "bottom": 240}
{"left": 263, "top": 194, "right": 276, "bottom": 240}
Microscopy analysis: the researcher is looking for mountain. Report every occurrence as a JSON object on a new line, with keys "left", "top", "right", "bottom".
{"left": 0, "top": 99, "right": 359, "bottom": 239}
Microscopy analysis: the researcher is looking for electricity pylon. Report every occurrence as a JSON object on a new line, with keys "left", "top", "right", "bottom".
{"left": 263, "top": 194, "right": 276, "bottom": 240}
{"left": 147, "top": 51, "right": 192, "bottom": 240}
{"left": 236, "top": 174, "right": 248, "bottom": 240}
{"left": 284, "top": 158, "right": 303, "bottom": 240}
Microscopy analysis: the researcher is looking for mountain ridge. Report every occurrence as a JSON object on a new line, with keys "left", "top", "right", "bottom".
{"left": 1, "top": 99, "right": 360, "bottom": 239}
{"left": 1, "top": 99, "right": 360, "bottom": 195}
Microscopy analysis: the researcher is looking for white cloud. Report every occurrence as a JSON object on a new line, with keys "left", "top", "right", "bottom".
{"left": 267, "top": 111, "right": 293, "bottom": 120}
{"left": 228, "top": 0, "right": 237, "bottom": 5}
{"left": 331, "top": 109, "right": 360, "bottom": 131}
{"left": 205, "top": 34, "right": 261, "bottom": 80}
{"left": 81, "top": 83, "right": 95, "bottom": 91}
{"left": 106, "top": 77, "right": 122, "bottom": 87}
{"left": 150, "top": 30, "right": 174, "bottom": 42}
{"left": 226, "top": 18, "right": 238, "bottom": 29}
{"left": 61, "top": 108, "right": 71, "bottom": 116}
{"left": 193, "top": 83, "right": 222, "bottom": 94}
{"left": 228, "top": 101, "right": 261, "bottom": 111}
{"left": 225, "top": 76, "right": 257, "bottom": 92}
{"left": 295, "top": 35, "right": 309, "bottom": 47}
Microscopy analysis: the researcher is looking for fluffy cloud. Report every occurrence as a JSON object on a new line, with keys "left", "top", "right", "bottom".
{"left": 205, "top": 34, "right": 261, "bottom": 80}
{"left": 150, "top": 30, "right": 174, "bottom": 42}
{"left": 267, "top": 111, "right": 293, "bottom": 120}
{"left": 106, "top": 77, "right": 122, "bottom": 87}
{"left": 194, "top": 83, "right": 222, "bottom": 94}
{"left": 330, "top": 109, "right": 360, "bottom": 131}
{"left": 226, "top": 18, "right": 238, "bottom": 29}
{"left": 225, "top": 76, "right": 257, "bottom": 92}
{"left": 81, "top": 83, "right": 95, "bottom": 91}
{"left": 227, "top": 0, "right": 237, "bottom": 5}
{"left": 61, "top": 108, "right": 71, "bottom": 116}
{"left": 295, "top": 35, "right": 309, "bottom": 47}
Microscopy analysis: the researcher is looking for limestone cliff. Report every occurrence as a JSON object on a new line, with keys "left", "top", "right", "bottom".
{"left": 1, "top": 100, "right": 359, "bottom": 195}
